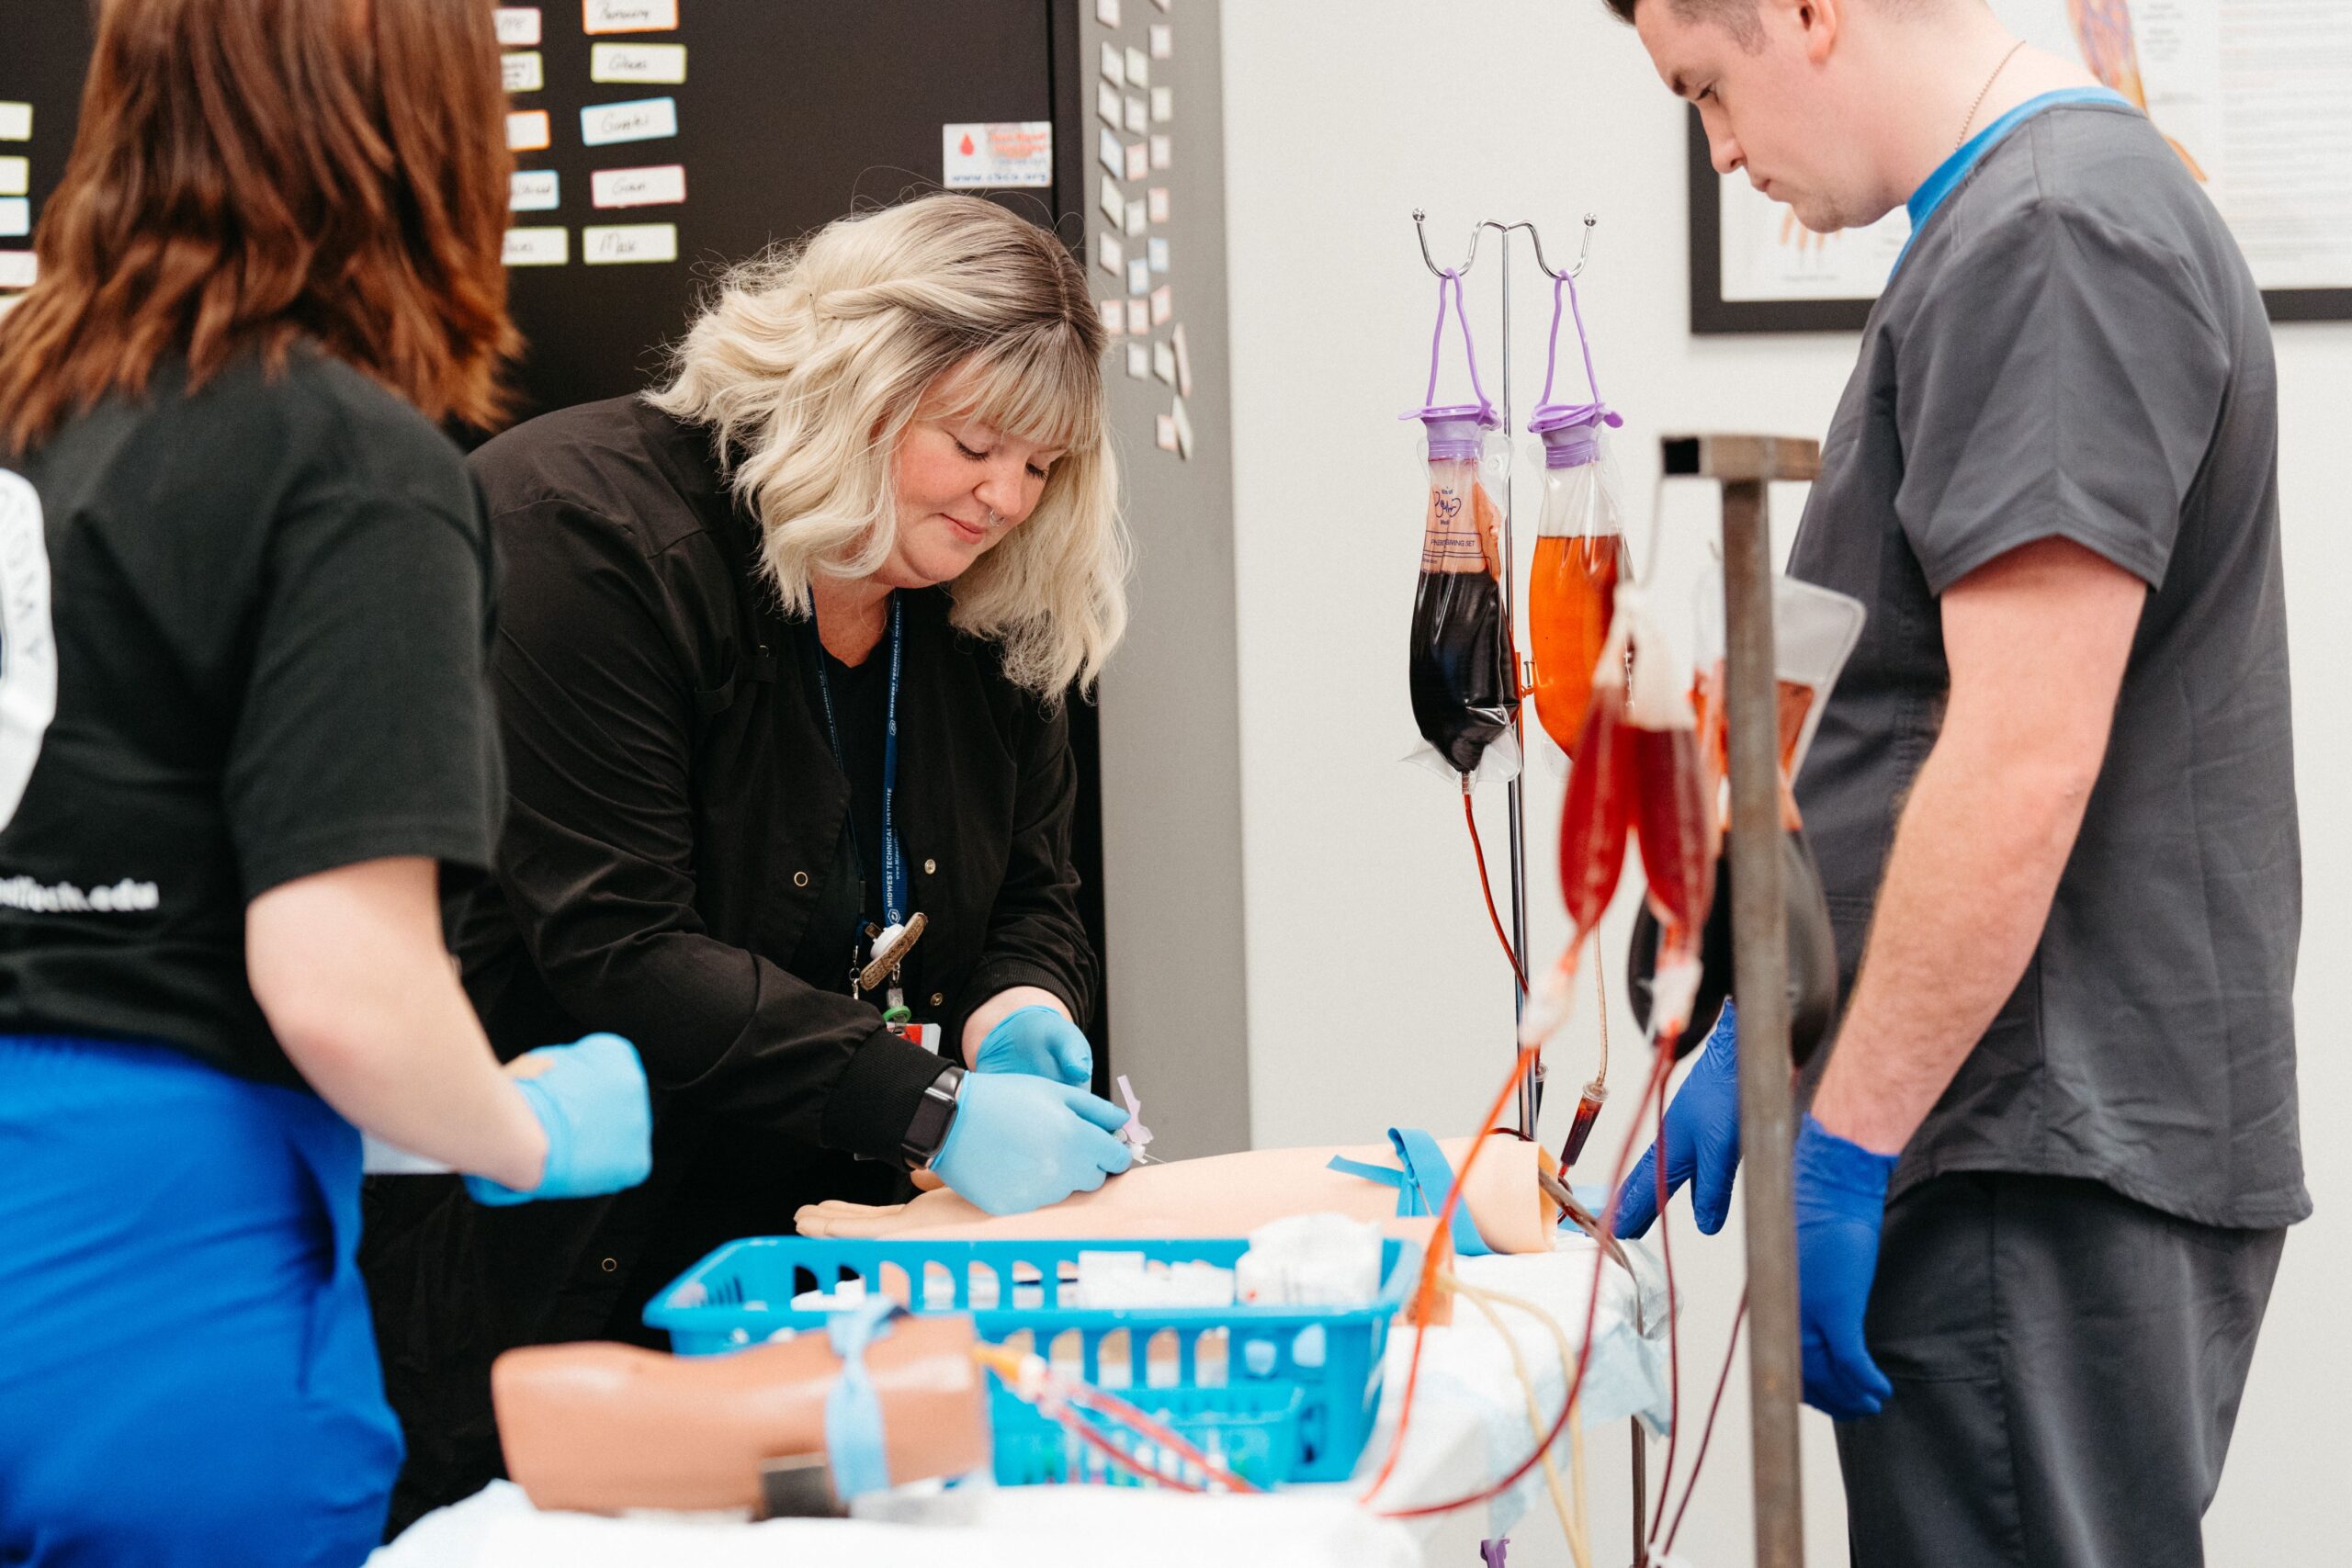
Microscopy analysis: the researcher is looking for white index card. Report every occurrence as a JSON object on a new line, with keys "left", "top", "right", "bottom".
{"left": 509, "top": 169, "right": 561, "bottom": 211}
{"left": 1098, "top": 127, "right": 1124, "bottom": 175}
{"left": 502, "top": 227, "right": 569, "bottom": 266}
{"left": 580, "top": 97, "right": 678, "bottom": 146}
{"left": 1095, "top": 231, "right": 1124, "bottom": 276}
{"left": 506, "top": 110, "right": 551, "bottom": 151}
{"left": 1149, "top": 134, "right": 1171, "bottom": 170}
{"left": 1150, "top": 24, "right": 1173, "bottom": 59}
{"left": 494, "top": 8, "right": 542, "bottom": 46}
{"left": 501, "top": 51, "right": 545, "bottom": 93}
{"left": 1097, "top": 82, "right": 1122, "bottom": 129}
{"left": 591, "top": 164, "right": 686, "bottom": 208}
{"left": 1125, "top": 343, "right": 1150, "bottom": 380}
{"left": 1099, "top": 41, "right": 1125, "bottom": 88}
{"left": 582, "top": 0, "right": 678, "bottom": 34}
{"left": 582, "top": 221, "right": 678, "bottom": 265}
{"left": 1152, "top": 86, "right": 1174, "bottom": 123}
{"left": 0, "top": 158, "right": 27, "bottom": 197}
{"left": 1125, "top": 48, "right": 1150, "bottom": 88}
{"left": 0, "top": 105, "right": 33, "bottom": 143}
{"left": 1095, "top": 0, "right": 1122, "bottom": 23}
{"left": 0, "top": 252, "right": 36, "bottom": 288}
{"left": 1099, "top": 175, "right": 1125, "bottom": 228}
{"left": 0, "top": 199, "right": 28, "bottom": 240}
{"left": 1125, "top": 96, "right": 1148, "bottom": 135}
{"left": 590, "top": 43, "right": 688, "bottom": 83}
{"left": 1147, "top": 186, "right": 1170, "bottom": 223}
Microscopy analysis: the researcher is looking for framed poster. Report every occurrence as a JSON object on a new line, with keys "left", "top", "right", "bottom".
{"left": 1690, "top": 0, "right": 2352, "bottom": 333}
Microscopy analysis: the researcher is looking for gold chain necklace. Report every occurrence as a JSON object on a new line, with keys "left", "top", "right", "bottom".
{"left": 1956, "top": 39, "right": 2029, "bottom": 152}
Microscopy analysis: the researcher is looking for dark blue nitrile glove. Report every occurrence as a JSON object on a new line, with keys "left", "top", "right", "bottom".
{"left": 1614, "top": 1001, "right": 1742, "bottom": 1238}
{"left": 931, "top": 1071, "right": 1134, "bottom": 1216}
{"left": 1793, "top": 1111, "right": 1898, "bottom": 1421}
{"left": 464, "top": 1032, "right": 654, "bottom": 1207}
{"left": 971, "top": 1003, "right": 1093, "bottom": 1086}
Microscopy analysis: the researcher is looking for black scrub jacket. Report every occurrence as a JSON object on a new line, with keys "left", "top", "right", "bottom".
{"left": 363, "top": 393, "right": 1098, "bottom": 1526}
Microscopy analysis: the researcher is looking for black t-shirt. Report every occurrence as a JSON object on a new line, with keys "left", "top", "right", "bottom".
{"left": 0, "top": 348, "right": 503, "bottom": 1086}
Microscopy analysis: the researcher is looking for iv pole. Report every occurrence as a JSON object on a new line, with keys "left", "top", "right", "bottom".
{"left": 1408, "top": 209, "right": 1598, "bottom": 1142}
{"left": 1414, "top": 210, "right": 1656, "bottom": 1566}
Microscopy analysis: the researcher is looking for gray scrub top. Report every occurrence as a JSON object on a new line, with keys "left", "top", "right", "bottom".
{"left": 1790, "top": 96, "right": 2307, "bottom": 1230}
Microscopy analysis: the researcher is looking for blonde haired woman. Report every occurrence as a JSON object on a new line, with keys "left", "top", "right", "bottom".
{"left": 366, "top": 194, "right": 1136, "bottom": 1527}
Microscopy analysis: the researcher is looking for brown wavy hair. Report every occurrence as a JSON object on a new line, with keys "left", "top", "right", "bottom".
{"left": 0, "top": 0, "right": 518, "bottom": 454}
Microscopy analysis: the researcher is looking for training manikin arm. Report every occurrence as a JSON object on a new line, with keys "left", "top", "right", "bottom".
{"left": 492, "top": 1315, "right": 989, "bottom": 1514}
{"left": 797, "top": 1134, "right": 1564, "bottom": 1253}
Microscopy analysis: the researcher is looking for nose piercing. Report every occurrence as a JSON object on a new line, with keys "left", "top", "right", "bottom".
{"left": 987, "top": 510, "right": 1000, "bottom": 527}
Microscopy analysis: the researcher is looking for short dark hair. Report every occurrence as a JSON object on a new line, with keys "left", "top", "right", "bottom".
{"left": 1602, "top": 0, "right": 1764, "bottom": 42}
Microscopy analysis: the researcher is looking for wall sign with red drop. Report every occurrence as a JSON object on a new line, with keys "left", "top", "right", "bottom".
{"left": 941, "top": 120, "right": 1053, "bottom": 189}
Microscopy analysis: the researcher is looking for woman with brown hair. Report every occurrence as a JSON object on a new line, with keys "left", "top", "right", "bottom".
{"left": 0, "top": 2, "right": 651, "bottom": 1561}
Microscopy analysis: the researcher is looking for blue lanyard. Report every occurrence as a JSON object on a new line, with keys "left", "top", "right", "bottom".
{"left": 810, "top": 593, "right": 907, "bottom": 928}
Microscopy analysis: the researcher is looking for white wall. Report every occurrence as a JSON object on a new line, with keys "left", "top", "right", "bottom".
{"left": 1217, "top": 4, "right": 2346, "bottom": 1563}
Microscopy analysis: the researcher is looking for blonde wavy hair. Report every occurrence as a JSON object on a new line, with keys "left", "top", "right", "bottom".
{"left": 650, "top": 195, "right": 1127, "bottom": 698}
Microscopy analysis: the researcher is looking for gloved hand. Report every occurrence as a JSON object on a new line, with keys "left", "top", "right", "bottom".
{"left": 971, "top": 1003, "right": 1093, "bottom": 1087}
{"left": 931, "top": 1071, "right": 1133, "bottom": 1217}
{"left": 1793, "top": 1111, "right": 1898, "bottom": 1420}
{"left": 1613, "top": 1001, "right": 1742, "bottom": 1237}
{"left": 465, "top": 1032, "right": 654, "bottom": 1207}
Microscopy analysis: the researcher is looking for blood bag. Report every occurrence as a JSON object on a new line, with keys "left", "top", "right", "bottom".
{"left": 1526, "top": 272, "right": 1630, "bottom": 761}
{"left": 1522, "top": 585, "right": 1718, "bottom": 1046}
{"left": 1690, "top": 570, "right": 1866, "bottom": 830}
{"left": 1404, "top": 269, "right": 1518, "bottom": 784}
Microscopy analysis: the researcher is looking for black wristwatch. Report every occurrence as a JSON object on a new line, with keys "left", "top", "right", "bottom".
{"left": 899, "top": 1062, "right": 966, "bottom": 1170}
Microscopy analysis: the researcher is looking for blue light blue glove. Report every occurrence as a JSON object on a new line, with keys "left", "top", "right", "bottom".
{"left": 931, "top": 1071, "right": 1134, "bottom": 1217}
{"left": 1614, "top": 1001, "right": 1742, "bottom": 1238}
{"left": 464, "top": 1032, "right": 654, "bottom": 1207}
{"left": 1793, "top": 1111, "right": 1898, "bottom": 1421}
{"left": 971, "top": 1003, "right": 1092, "bottom": 1086}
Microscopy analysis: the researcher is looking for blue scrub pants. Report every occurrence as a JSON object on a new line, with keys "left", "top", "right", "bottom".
{"left": 0, "top": 1034, "right": 402, "bottom": 1566}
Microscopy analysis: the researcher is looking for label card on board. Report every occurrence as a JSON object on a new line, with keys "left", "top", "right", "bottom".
{"left": 591, "top": 164, "right": 687, "bottom": 209}
{"left": 941, "top": 122, "right": 1052, "bottom": 189}
{"left": 590, "top": 43, "right": 687, "bottom": 83}
{"left": 509, "top": 170, "right": 561, "bottom": 211}
{"left": 506, "top": 110, "right": 551, "bottom": 152}
{"left": 502, "top": 52, "right": 545, "bottom": 93}
{"left": 0, "top": 158, "right": 26, "bottom": 197}
{"left": 503, "top": 227, "right": 569, "bottom": 266}
{"left": 582, "top": 0, "right": 678, "bottom": 34}
{"left": 583, "top": 222, "right": 678, "bottom": 265}
{"left": 580, "top": 97, "right": 678, "bottom": 146}
{"left": 494, "top": 8, "right": 542, "bottom": 45}
{"left": 0, "top": 104, "right": 33, "bottom": 142}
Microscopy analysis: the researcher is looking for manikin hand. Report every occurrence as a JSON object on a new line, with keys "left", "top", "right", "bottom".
{"left": 1614, "top": 1002, "right": 1742, "bottom": 1237}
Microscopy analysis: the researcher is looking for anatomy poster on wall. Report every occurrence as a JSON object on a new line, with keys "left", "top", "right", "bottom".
{"left": 1700, "top": 0, "right": 2352, "bottom": 330}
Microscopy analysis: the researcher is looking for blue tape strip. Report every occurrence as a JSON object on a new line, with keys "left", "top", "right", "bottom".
{"left": 1325, "top": 1130, "right": 1494, "bottom": 1257}
{"left": 823, "top": 1298, "right": 903, "bottom": 1500}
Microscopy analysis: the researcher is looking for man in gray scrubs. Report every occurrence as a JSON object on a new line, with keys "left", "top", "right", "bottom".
{"left": 1601, "top": 1, "right": 2304, "bottom": 1562}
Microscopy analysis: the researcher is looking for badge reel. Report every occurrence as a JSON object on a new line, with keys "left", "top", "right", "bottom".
{"left": 853, "top": 911, "right": 937, "bottom": 1053}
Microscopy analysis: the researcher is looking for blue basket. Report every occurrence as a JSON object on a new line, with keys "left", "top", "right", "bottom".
{"left": 644, "top": 1236, "right": 1416, "bottom": 1486}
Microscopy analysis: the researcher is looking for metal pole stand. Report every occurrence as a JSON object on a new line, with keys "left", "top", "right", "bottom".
{"left": 1660, "top": 434, "right": 1821, "bottom": 1568}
